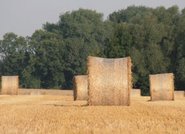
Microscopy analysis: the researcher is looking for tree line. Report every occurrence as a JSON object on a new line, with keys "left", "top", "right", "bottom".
{"left": 0, "top": 6, "right": 185, "bottom": 95}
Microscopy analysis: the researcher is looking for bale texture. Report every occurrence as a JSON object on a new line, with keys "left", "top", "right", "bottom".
{"left": 73, "top": 75, "right": 88, "bottom": 100}
{"left": 1, "top": 76, "right": 19, "bottom": 95}
{"left": 174, "top": 91, "right": 185, "bottom": 98}
{"left": 88, "top": 56, "right": 132, "bottom": 106}
{"left": 131, "top": 89, "right": 141, "bottom": 97}
{"left": 150, "top": 73, "right": 174, "bottom": 101}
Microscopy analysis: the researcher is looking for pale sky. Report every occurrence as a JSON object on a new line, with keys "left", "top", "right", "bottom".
{"left": 0, "top": 0, "right": 185, "bottom": 39}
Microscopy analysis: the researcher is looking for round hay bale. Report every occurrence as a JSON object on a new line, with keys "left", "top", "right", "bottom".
{"left": 73, "top": 75, "right": 88, "bottom": 100}
{"left": 174, "top": 91, "right": 185, "bottom": 98}
{"left": 149, "top": 73, "right": 174, "bottom": 101}
{"left": 87, "top": 56, "right": 132, "bottom": 106}
{"left": 131, "top": 89, "right": 141, "bottom": 97}
{"left": 1, "top": 76, "right": 19, "bottom": 95}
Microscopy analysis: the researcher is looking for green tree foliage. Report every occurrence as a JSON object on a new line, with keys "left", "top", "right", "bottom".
{"left": 43, "top": 9, "right": 111, "bottom": 88}
{"left": 0, "top": 33, "right": 30, "bottom": 86}
{"left": 28, "top": 30, "right": 65, "bottom": 88}
{"left": 0, "top": 9, "right": 110, "bottom": 89}
{"left": 0, "top": 7, "right": 185, "bottom": 93}
{"left": 174, "top": 8, "right": 185, "bottom": 89}
{"left": 108, "top": 6, "right": 181, "bottom": 94}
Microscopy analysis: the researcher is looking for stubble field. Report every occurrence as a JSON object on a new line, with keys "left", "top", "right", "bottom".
{"left": 0, "top": 92, "right": 184, "bottom": 134}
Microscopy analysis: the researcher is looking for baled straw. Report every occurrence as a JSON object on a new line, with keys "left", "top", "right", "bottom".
{"left": 1, "top": 76, "right": 19, "bottom": 95}
{"left": 174, "top": 91, "right": 185, "bottom": 98}
{"left": 73, "top": 75, "right": 88, "bottom": 100}
{"left": 150, "top": 73, "right": 174, "bottom": 101}
{"left": 131, "top": 89, "right": 141, "bottom": 97}
{"left": 88, "top": 56, "right": 132, "bottom": 106}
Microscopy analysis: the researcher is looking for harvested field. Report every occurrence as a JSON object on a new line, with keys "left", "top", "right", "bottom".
{"left": 19, "top": 89, "right": 73, "bottom": 96}
{"left": 0, "top": 94, "right": 185, "bottom": 134}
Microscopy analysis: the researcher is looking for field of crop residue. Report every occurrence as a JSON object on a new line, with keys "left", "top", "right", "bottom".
{"left": 0, "top": 94, "right": 184, "bottom": 134}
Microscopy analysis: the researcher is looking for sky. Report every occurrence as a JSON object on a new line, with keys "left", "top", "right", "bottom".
{"left": 0, "top": 0, "right": 185, "bottom": 39}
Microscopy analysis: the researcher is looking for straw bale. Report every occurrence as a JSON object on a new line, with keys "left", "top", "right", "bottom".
{"left": 131, "top": 89, "right": 141, "bottom": 97}
{"left": 88, "top": 56, "right": 132, "bottom": 106}
{"left": 73, "top": 75, "right": 88, "bottom": 100}
{"left": 174, "top": 91, "right": 185, "bottom": 98}
{"left": 1, "top": 76, "right": 19, "bottom": 95}
{"left": 149, "top": 73, "right": 174, "bottom": 101}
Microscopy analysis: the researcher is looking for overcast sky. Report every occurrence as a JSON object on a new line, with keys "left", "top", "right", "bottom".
{"left": 0, "top": 0, "right": 185, "bottom": 39}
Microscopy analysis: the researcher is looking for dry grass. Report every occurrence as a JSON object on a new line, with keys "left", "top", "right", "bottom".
{"left": 0, "top": 94, "right": 184, "bottom": 134}
{"left": 19, "top": 89, "right": 73, "bottom": 96}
